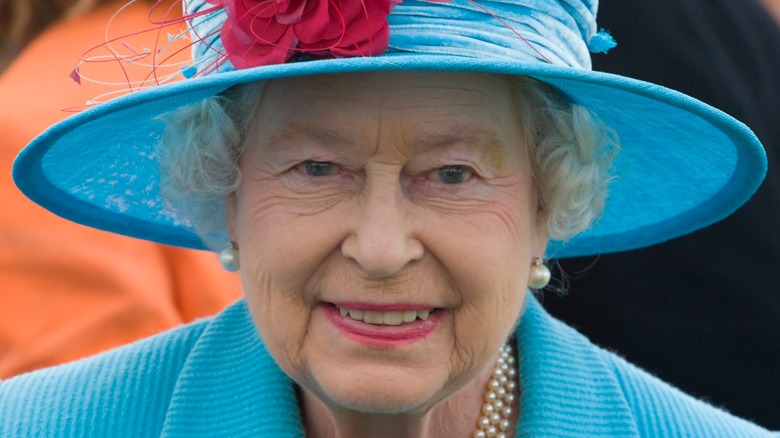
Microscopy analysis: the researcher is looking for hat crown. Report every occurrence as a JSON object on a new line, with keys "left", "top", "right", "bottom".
{"left": 185, "top": 0, "right": 612, "bottom": 77}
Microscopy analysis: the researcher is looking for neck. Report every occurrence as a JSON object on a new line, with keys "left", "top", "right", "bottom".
{"left": 299, "top": 350, "right": 519, "bottom": 438}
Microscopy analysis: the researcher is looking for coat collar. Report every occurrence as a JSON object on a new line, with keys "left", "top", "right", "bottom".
{"left": 516, "top": 296, "right": 640, "bottom": 436}
{"left": 160, "top": 301, "right": 305, "bottom": 437}
{"left": 161, "top": 296, "right": 639, "bottom": 437}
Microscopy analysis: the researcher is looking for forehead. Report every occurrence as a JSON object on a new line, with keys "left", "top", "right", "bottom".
{"left": 253, "top": 72, "right": 523, "bottom": 150}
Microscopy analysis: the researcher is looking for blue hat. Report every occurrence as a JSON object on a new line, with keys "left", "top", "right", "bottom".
{"left": 12, "top": 0, "right": 766, "bottom": 258}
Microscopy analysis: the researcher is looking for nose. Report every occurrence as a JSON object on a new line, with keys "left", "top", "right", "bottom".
{"left": 340, "top": 177, "right": 424, "bottom": 278}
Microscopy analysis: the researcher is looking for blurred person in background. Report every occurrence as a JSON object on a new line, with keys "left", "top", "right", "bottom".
{"left": 761, "top": 0, "right": 780, "bottom": 22}
{"left": 0, "top": 0, "right": 241, "bottom": 378}
{"left": 544, "top": 0, "right": 780, "bottom": 429}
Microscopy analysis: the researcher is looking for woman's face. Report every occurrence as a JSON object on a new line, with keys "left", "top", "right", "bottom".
{"left": 227, "top": 71, "right": 547, "bottom": 413}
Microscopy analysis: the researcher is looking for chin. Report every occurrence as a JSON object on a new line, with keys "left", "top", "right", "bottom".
{"left": 326, "top": 388, "right": 433, "bottom": 415}
{"left": 312, "top": 366, "right": 445, "bottom": 414}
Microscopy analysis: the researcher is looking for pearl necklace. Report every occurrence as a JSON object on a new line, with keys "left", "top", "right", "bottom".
{"left": 474, "top": 344, "right": 517, "bottom": 438}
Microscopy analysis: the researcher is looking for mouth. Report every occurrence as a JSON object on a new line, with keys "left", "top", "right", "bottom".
{"left": 322, "top": 303, "right": 444, "bottom": 346}
{"left": 336, "top": 306, "right": 433, "bottom": 326}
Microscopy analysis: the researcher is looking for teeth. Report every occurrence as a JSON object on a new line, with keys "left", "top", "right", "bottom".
{"left": 337, "top": 306, "right": 434, "bottom": 325}
{"left": 403, "top": 310, "right": 418, "bottom": 323}
{"left": 382, "top": 311, "right": 404, "bottom": 326}
{"left": 364, "top": 311, "right": 384, "bottom": 324}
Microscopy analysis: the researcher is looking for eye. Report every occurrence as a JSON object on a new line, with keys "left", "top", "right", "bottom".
{"left": 433, "top": 165, "right": 474, "bottom": 184}
{"left": 302, "top": 160, "right": 337, "bottom": 177}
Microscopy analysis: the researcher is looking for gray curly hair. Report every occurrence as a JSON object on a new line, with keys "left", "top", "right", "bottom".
{"left": 157, "top": 75, "right": 619, "bottom": 252}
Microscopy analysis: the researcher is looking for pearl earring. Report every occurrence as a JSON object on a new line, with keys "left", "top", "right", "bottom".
{"left": 219, "top": 242, "right": 240, "bottom": 272}
{"left": 527, "top": 257, "right": 550, "bottom": 290}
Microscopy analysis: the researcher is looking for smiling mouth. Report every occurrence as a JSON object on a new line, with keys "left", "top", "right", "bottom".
{"left": 335, "top": 305, "right": 434, "bottom": 326}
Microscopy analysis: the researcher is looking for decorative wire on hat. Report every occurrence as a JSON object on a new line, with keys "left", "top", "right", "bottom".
{"left": 69, "top": 0, "right": 614, "bottom": 106}
{"left": 66, "top": 1, "right": 195, "bottom": 108}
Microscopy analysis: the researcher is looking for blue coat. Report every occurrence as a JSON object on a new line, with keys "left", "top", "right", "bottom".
{"left": 1, "top": 296, "right": 775, "bottom": 437}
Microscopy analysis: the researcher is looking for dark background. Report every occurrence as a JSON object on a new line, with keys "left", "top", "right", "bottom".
{"left": 544, "top": 0, "right": 780, "bottom": 429}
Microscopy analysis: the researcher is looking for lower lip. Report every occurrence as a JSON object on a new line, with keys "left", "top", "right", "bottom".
{"left": 322, "top": 304, "right": 445, "bottom": 348}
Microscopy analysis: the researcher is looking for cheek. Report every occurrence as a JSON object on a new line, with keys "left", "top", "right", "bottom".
{"left": 428, "top": 192, "right": 534, "bottom": 350}
{"left": 439, "top": 194, "right": 538, "bottom": 268}
{"left": 445, "top": 227, "right": 528, "bottom": 324}
{"left": 234, "top": 180, "right": 345, "bottom": 291}
{"left": 233, "top": 185, "right": 347, "bottom": 379}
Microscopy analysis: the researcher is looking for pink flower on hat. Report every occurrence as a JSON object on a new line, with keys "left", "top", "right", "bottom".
{"left": 207, "top": 0, "right": 401, "bottom": 69}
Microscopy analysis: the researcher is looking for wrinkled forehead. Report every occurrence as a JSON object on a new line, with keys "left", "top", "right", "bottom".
{"left": 248, "top": 72, "right": 527, "bottom": 161}
{"left": 256, "top": 72, "right": 523, "bottom": 133}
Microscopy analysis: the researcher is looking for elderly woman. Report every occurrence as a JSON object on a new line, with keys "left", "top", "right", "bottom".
{"left": 1, "top": 0, "right": 775, "bottom": 436}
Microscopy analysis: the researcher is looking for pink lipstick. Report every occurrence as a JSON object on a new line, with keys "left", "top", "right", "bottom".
{"left": 322, "top": 303, "right": 444, "bottom": 347}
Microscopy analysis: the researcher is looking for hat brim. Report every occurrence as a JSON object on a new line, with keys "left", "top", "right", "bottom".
{"left": 12, "top": 54, "right": 766, "bottom": 258}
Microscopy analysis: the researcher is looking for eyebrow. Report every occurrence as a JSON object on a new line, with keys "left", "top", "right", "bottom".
{"left": 264, "top": 125, "right": 359, "bottom": 152}
{"left": 409, "top": 128, "right": 509, "bottom": 166}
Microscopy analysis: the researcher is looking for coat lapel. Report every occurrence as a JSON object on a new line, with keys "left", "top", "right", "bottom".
{"left": 516, "top": 295, "right": 640, "bottom": 437}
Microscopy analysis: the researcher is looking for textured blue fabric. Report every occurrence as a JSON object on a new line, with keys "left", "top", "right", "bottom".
{"left": 1, "top": 296, "right": 774, "bottom": 437}
{"left": 187, "top": 0, "right": 608, "bottom": 73}
{"left": 10, "top": 0, "right": 766, "bottom": 258}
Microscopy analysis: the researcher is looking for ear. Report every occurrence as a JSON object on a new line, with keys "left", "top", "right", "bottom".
{"left": 224, "top": 193, "right": 239, "bottom": 241}
{"left": 532, "top": 208, "right": 549, "bottom": 259}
